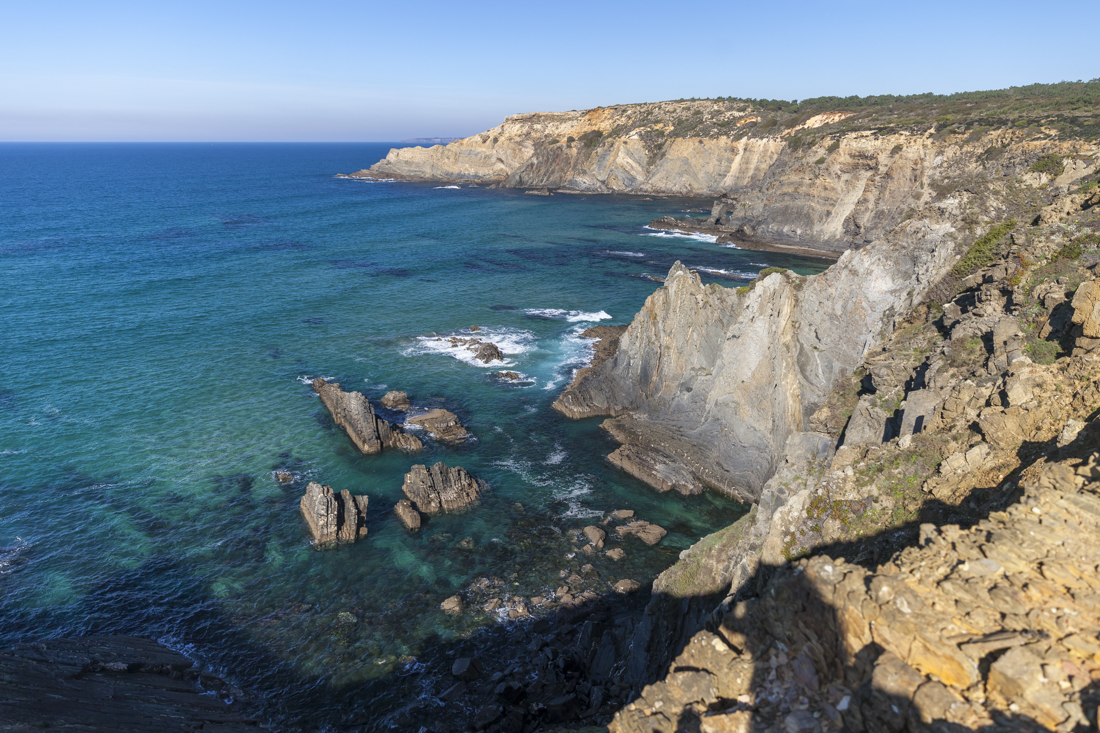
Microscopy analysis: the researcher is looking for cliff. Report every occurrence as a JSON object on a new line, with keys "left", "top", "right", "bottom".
{"left": 360, "top": 84, "right": 1100, "bottom": 252}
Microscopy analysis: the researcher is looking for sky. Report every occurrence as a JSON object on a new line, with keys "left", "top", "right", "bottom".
{"left": 1, "top": 0, "right": 1097, "bottom": 142}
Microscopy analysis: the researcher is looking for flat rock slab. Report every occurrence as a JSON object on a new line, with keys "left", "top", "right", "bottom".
{"left": 615, "top": 520, "right": 667, "bottom": 546}
{"left": 407, "top": 408, "right": 469, "bottom": 443}
{"left": 0, "top": 636, "right": 256, "bottom": 731}
{"left": 402, "top": 462, "right": 484, "bottom": 514}
{"left": 394, "top": 498, "right": 422, "bottom": 531}
{"left": 380, "top": 390, "right": 410, "bottom": 410}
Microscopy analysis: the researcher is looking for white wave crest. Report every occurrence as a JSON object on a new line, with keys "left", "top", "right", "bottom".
{"left": 690, "top": 266, "right": 755, "bottom": 279}
{"left": 524, "top": 308, "right": 611, "bottom": 323}
{"left": 553, "top": 480, "right": 603, "bottom": 519}
{"left": 641, "top": 226, "right": 719, "bottom": 244}
{"left": 606, "top": 250, "right": 645, "bottom": 257}
{"left": 543, "top": 325, "right": 596, "bottom": 391}
{"left": 433, "top": 185, "right": 461, "bottom": 189}
{"left": 719, "top": 243, "right": 741, "bottom": 249}
{"left": 296, "top": 375, "right": 334, "bottom": 386}
{"left": 404, "top": 327, "right": 535, "bottom": 368}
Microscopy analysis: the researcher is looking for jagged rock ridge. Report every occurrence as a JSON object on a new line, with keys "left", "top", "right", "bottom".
{"left": 312, "top": 378, "right": 422, "bottom": 453}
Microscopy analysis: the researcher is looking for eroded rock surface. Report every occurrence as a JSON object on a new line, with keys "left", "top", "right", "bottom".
{"left": 402, "top": 462, "right": 485, "bottom": 515}
{"left": 394, "top": 498, "right": 421, "bottom": 531}
{"left": 407, "top": 408, "right": 469, "bottom": 443}
{"left": 300, "top": 481, "right": 369, "bottom": 545}
{"left": 380, "top": 390, "right": 410, "bottom": 410}
{"left": 312, "top": 378, "right": 422, "bottom": 453}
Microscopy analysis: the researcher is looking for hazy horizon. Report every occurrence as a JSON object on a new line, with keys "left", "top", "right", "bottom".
{"left": 2, "top": 0, "right": 1097, "bottom": 143}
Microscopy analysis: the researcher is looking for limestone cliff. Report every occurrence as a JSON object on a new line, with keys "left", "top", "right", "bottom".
{"left": 359, "top": 95, "right": 1099, "bottom": 252}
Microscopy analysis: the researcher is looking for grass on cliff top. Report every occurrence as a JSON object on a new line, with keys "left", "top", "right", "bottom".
{"left": 950, "top": 219, "right": 1018, "bottom": 278}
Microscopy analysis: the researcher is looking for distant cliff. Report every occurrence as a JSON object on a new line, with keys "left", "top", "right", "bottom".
{"left": 360, "top": 86, "right": 1100, "bottom": 252}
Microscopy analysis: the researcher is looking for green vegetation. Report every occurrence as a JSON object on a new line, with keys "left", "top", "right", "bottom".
{"left": 566, "top": 136, "right": 575, "bottom": 144}
{"left": 757, "top": 266, "right": 788, "bottom": 279}
{"left": 1028, "top": 154, "right": 1064, "bottom": 176}
{"left": 814, "top": 156, "right": 826, "bottom": 165}
{"left": 950, "top": 219, "right": 1017, "bottom": 278}
{"left": 547, "top": 138, "right": 560, "bottom": 145}
{"left": 826, "top": 140, "right": 840, "bottom": 153}
{"left": 579, "top": 130, "right": 604, "bottom": 148}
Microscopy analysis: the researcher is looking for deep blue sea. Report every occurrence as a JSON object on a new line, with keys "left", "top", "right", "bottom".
{"left": 0, "top": 143, "right": 828, "bottom": 726}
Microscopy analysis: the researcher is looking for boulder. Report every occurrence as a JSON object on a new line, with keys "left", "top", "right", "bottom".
{"left": 582, "top": 525, "right": 606, "bottom": 548}
{"left": 380, "top": 390, "right": 410, "bottom": 410}
{"left": 299, "top": 482, "right": 368, "bottom": 545}
{"left": 497, "top": 371, "right": 522, "bottom": 381}
{"left": 451, "top": 657, "right": 481, "bottom": 680}
{"left": 615, "top": 520, "right": 667, "bottom": 546}
{"left": 407, "top": 408, "right": 469, "bottom": 443}
{"left": 842, "top": 395, "right": 890, "bottom": 447}
{"left": 897, "top": 388, "right": 942, "bottom": 439}
{"left": 402, "top": 463, "right": 485, "bottom": 514}
{"left": 394, "top": 498, "right": 421, "bottom": 531}
{"left": 610, "top": 509, "right": 635, "bottom": 520}
{"left": 473, "top": 341, "right": 504, "bottom": 363}
{"left": 613, "top": 579, "right": 641, "bottom": 594}
{"left": 1070, "top": 280, "right": 1100, "bottom": 338}
{"left": 312, "top": 379, "right": 422, "bottom": 454}
{"left": 441, "top": 595, "right": 464, "bottom": 614}
{"left": 606, "top": 548, "right": 626, "bottom": 560}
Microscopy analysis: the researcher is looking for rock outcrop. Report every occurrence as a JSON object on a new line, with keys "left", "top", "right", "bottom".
{"left": 394, "top": 498, "right": 421, "bottom": 531}
{"left": 610, "top": 455, "right": 1100, "bottom": 733}
{"left": 556, "top": 207, "right": 957, "bottom": 502}
{"left": 402, "top": 463, "right": 485, "bottom": 515}
{"left": 380, "top": 390, "right": 410, "bottom": 410}
{"left": 553, "top": 325, "right": 628, "bottom": 419}
{"left": 407, "top": 408, "right": 469, "bottom": 443}
{"left": 0, "top": 636, "right": 255, "bottom": 731}
{"left": 299, "top": 481, "right": 369, "bottom": 545}
{"left": 312, "top": 378, "right": 422, "bottom": 453}
{"left": 358, "top": 99, "right": 1098, "bottom": 253}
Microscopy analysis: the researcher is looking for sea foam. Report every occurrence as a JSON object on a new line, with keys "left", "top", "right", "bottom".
{"left": 524, "top": 308, "right": 611, "bottom": 322}
{"left": 404, "top": 327, "right": 535, "bottom": 368}
{"left": 641, "top": 225, "right": 719, "bottom": 244}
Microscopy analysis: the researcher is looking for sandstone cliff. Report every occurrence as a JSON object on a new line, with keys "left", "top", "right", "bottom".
{"left": 360, "top": 93, "right": 1099, "bottom": 252}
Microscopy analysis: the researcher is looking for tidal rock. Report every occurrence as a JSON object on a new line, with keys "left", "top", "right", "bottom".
{"left": 312, "top": 378, "right": 422, "bottom": 454}
{"left": 402, "top": 462, "right": 485, "bottom": 514}
{"left": 380, "top": 390, "right": 410, "bottom": 410}
{"left": 394, "top": 498, "right": 421, "bottom": 531}
{"left": 582, "top": 525, "right": 606, "bottom": 548}
{"left": 442, "top": 335, "right": 505, "bottom": 363}
{"left": 441, "top": 595, "right": 464, "bottom": 614}
{"left": 299, "top": 482, "right": 368, "bottom": 545}
{"left": 606, "top": 548, "right": 626, "bottom": 560}
{"left": 615, "top": 520, "right": 667, "bottom": 546}
{"left": 610, "top": 509, "right": 635, "bottom": 520}
{"left": 551, "top": 325, "right": 628, "bottom": 419}
{"left": 497, "top": 371, "right": 522, "bottom": 380}
{"left": 407, "top": 408, "right": 469, "bottom": 443}
{"left": 613, "top": 579, "right": 641, "bottom": 594}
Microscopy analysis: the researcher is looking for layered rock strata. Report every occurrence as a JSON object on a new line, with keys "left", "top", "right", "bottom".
{"left": 555, "top": 205, "right": 957, "bottom": 502}
{"left": 300, "top": 481, "right": 369, "bottom": 545}
{"left": 398, "top": 463, "right": 485, "bottom": 528}
{"left": 312, "top": 378, "right": 422, "bottom": 453}
{"left": 407, "top": 408, "right": 469, "bottom": 443}
{"left": 359, "top": 101, "right": 1098, "bottom": 253}
{"left": 609, "top": 455, "right": 1100, "bottom": 733}
{"left": 380, "top": 390, "right": 411, "bottom": 410}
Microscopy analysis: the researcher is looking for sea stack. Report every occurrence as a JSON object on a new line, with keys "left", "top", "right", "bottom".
{"left": 300, "top": 482, "right": 369, "bottom": 545}
{"left": 312, "top": 378, "right": 422, "bottom": 453}
{"left": 402, "top": 462, "right": 484, "bottom": 515}
{"left": 407, "top": 408, "right": 469, "bottom": 443}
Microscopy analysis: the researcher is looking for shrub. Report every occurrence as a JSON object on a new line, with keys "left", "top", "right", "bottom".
{"left": 566, "top": 136, "right": 575, "bottom": 144}
{"left": 826, "top": 140, "right": 840, "bottom": 153}
{"left": 1028, "top": 154, "right": 1064, "bottom": 176}
{"left": 547, "top": 138, "right": 560, "bottom": 145}
{"left": 814, "top": 156, "right": 826, "bottom": 165}
{"left": 1056, "top": 242, "right": 1082, "bottom": 261}
{"left": 950, "top": 220, "right": 1018, "bottom": 277}
{"left": 891, "top": 144, "right": 904, "bottom": 155}
{"left": 757, "top": 266, "right": 788, "bottom": 279}
{"left": 580, "top": 130, "right": 604, "bottom": 148}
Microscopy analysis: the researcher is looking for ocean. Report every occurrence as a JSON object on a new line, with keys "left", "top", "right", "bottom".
{"left": 0, "top": 143, "right": 828, "bottom": 726}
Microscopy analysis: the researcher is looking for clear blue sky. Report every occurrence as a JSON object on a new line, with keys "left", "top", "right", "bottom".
{"left": 1, "top": 0, "right": 1096, "bottom": 142}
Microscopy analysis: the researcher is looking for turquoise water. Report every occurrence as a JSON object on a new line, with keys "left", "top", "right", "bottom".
{"left": 0, "top": 143, "right": 828, "bottom": 724}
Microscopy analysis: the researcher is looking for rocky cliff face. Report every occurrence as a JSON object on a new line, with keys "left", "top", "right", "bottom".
{"left": 554, "top": 211, "right": 957, "bottom": 502}
{"left": 361, "top": 99, "right": 1098, "bottom": 252}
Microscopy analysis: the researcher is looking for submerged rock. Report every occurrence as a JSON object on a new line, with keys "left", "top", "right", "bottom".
{"left": 312, "top": 379, "right": 422, "bottom": 454}
{"left": 442, "top": 335, "right": 505, "bottom": 363}
{"left": 380, "top": 390, "right": 411, "bottom": 411}
{"left": 299, "top": 481, "right": 369, "bottom": 545}
{"left": 402, "top": 462, "right": 485, "bottom": 514}
{"left": 407, "top": 408, "right": 469, "bottom": 443}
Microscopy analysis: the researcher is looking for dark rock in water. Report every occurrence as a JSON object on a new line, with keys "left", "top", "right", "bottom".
{"left": 402, "top": 463, "right": 484, "bottom": 514}
{"left": 525, "top": 187, "right": 551, "bottom": 196}
{"left": 0, "top": 636, "right": 255, "bottom": 731}
{"left": 473, "top": 341, "right": 504, "bottom": 363}
{"left": 615, "top": 520, "right": 667, "bottom": 546}
{"left": 394, "top": 499, "right": 421, "bottom": 531}
{"left": 452, "top": 656, "right": 481, "bottom": 680}
{"left": 312, "top": 378, "right": 422, "bottom": 453}
{"left": 380, "top": 390, "right": 410, "bottom": 411}
{"left": 300, "top": 481, "right": 368, "bottom": 545}
{"left": 496, "top": 371, "right": 522, "bottom": 381}
{"left": 470, "top": 325, "right": 481, "bottom": 332}
{"left": 407, "top": 408, "right": 469, "bottom": 443}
